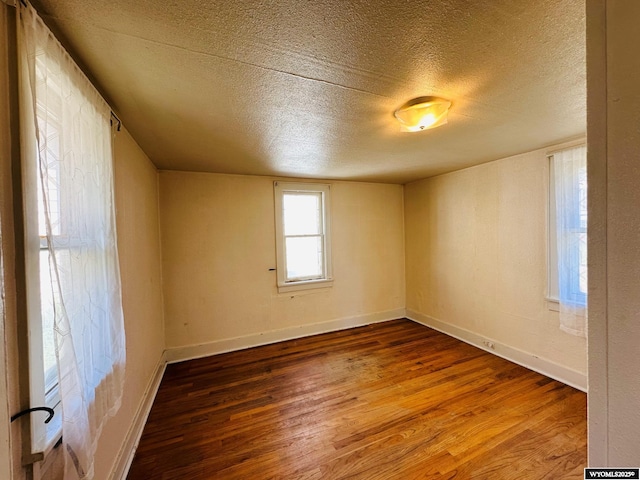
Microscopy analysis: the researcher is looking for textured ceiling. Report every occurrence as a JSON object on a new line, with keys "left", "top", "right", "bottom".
{"left": 33, "top": 0, "right": 585, "bottom": 184}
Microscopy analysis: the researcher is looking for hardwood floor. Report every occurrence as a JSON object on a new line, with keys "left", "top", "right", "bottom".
{"left": 127, "top": 319, "right": 587, "bottom": 479}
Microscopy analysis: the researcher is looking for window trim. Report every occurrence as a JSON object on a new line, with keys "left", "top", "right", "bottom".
{"left": 547, "top": 155, "right": 560, "bottom": 304}
{"left": 23, "top": 150, "right": 63, "bottom": 458}
{"left": 274, "top": 182, "right": 333, "bottom": 293}
{"left": 21, "top": 68, "right": 66, "bottom": 460}
{"left": 547, "top": 145, "right": 588, "bottom": 313}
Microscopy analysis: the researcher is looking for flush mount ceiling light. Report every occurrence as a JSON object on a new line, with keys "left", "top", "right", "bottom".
{"left": 394, "top": 96, "right": 452, "bottom": 132}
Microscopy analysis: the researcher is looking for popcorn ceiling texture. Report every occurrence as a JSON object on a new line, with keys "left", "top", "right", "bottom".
{"left": 34, "top": 0, "right": 585, "bottom": 183}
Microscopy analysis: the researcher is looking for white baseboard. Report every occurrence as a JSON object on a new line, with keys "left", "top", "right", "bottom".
{"left": 110, "top": 353, "right": 167, "bottom": 480}
{"left": 165, "top": 308, "right": 406, "bottom": 364}
{"left": 405, "top": 309, "right": 587, "bottom": 392}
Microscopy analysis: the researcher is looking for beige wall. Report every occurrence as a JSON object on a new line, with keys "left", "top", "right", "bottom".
{"left": 587, "top": 0, "right": 640, "bottom": 466}
{"left": 159, "top": 171, "right": 405, "bottom": 353}
{"left": 405, "top": 145, "right": 587, "bottom": 383}
{"left": 91, "top": 128, "right": 165, "bottom": 479}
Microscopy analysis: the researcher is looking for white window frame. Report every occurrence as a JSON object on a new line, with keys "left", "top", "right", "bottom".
{"left": 23, "top": 120, "right": 63, "bottom": 459}
{"left": 274, "top": 182, "right": 333, "bottom": 293}
{"left": 547, "top": 157, "right": 560, "bottom": 310}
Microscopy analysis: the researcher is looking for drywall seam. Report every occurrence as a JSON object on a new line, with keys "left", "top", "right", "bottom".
{"left": 406, "top": 310, "right": 587, "bottom": 392}
{"left": 165, "top": 308, "right": 406, "bottom": 364}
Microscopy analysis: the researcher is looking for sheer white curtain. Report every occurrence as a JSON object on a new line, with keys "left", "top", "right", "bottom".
{"left": 19, "top": 4, "right": 125, "bottom": 479}
{"left": 554, "top": 145, "right": 587, "bottom": 337}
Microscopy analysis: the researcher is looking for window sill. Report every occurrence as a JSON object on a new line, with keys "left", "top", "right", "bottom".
{"left": 40, "top": 404, "right": 62, "bottom": 457}
{"left": 33, "top": 421, "right": 63, "bottom": 480}
{"left": 277, "top": 278, "right": 333, "bottom": 294}
{"left": 546, "top": 297, "right": 588, "bottom": 317}
{"left": 26, "top": 404, "right": 62, "bottom": 467}
{"left": 546, "top": 297, "right": 560, "bottom": 312}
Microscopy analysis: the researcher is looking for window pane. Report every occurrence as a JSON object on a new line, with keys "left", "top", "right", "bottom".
{"left": 578, "top": 165, "right": 587, "bottom": 230}
{"left": 553, "top": 145, "right": 587, "bottom": 310}
{"left": 283, "top": 192, "right": 322, "bottom": 236}
{"left": 36, "top": 127, "right": 62, "bottom": 237}
{"left": 579, "top": 232, "right": 588, "bottom": 295}
{"left": 285, "top": 236, "right": 323, "bottom": 280}
{"left": 39, "top": 250, "right": 57, "bottom": 394}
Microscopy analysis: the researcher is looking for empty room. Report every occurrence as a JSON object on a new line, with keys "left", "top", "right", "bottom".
{"left": 1, "top": 1, "right": 639, "bottom": 479}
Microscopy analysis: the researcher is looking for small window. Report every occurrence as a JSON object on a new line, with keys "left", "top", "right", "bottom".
{"left": 548, "top": 145, "right": 587, "bottom": 308}
{"left": 274, "top": 182, "right": 333, "bottom": 293}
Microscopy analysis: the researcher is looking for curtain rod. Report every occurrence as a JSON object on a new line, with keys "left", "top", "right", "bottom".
{"left": 110, "top": 111, "right": 122, "bottom": 132}
{"left": 546, "top": 139, "right": 586, "bottom": 157}
{"left": 16, "top": 0, "right": 123, "bottom": 132}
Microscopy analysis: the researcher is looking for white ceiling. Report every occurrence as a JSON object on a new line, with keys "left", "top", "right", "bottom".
{"left": 34, "top": 0, "right": 585, "bottom": 184}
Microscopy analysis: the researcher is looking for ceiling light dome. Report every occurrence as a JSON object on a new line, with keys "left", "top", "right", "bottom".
{"left": 394, "top": 96, "right": 452, "bottom": 132}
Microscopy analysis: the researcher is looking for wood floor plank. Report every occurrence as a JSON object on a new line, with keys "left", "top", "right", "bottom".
{"left": 127, "top": 319, "right": 586, "bottom": 479}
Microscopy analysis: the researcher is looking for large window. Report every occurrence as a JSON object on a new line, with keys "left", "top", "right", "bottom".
{"left": 274, "top": 182, "right": 333, "bottom": 293}
{"left": 19, "top": 3, "right": 126, "bottom": 475}
{"left": 549, "top": 145, "right": 587, "bottom": 336}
